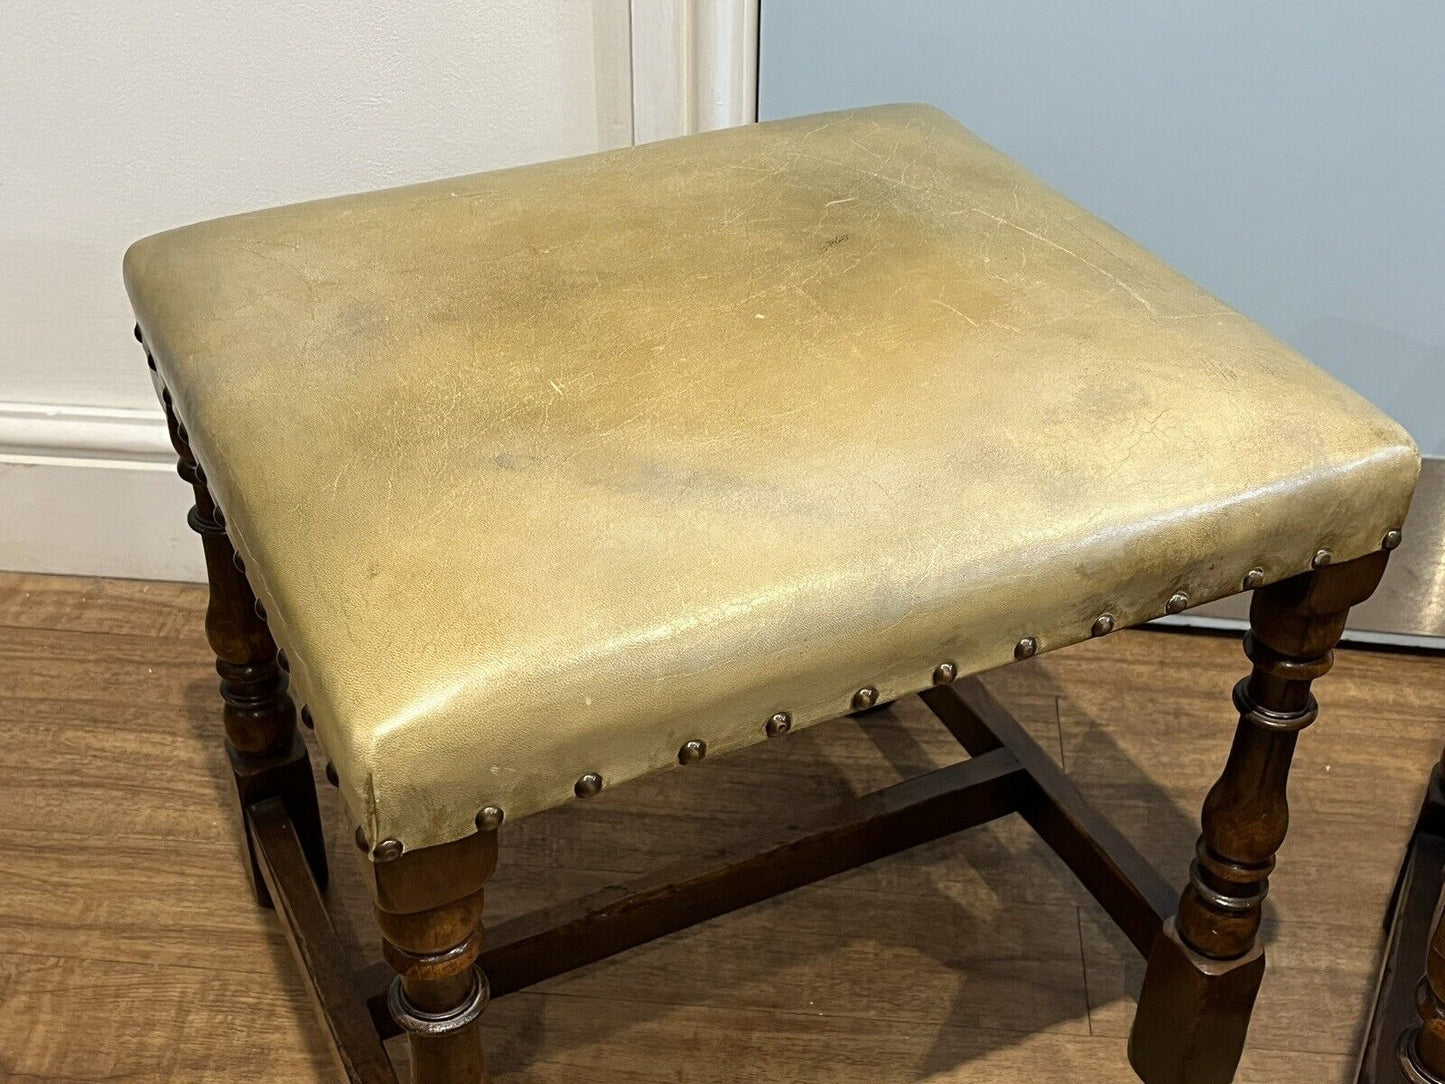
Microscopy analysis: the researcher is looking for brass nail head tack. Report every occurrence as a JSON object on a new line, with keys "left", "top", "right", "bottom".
{"left": 233, "top": 551, "right": 245, "bottom": 573}
{"left": 766, "top": 711, "right": 792, "bottom": 737}
{"left": 1242, "top": 568, "right": 1266, "bottom": 590}
{"left": 1091, "top": 613, "right": 1116, "bottom": 637}
{"left": 324, "top": 761, "right": 338, "bottom": 787}
{"left": 1166, "top": 592, "right": 1189, "bottom": 615}
{"left": 476, "top": 806, "right": 504, "bottom": 831}
{"left": 679, "top": 739, "right": 707, "bottom": 765}
{"left": 373, "top": 838, "right": 404, "bottom": 863}
{"left": 1312, "top": 549, "right": 1333, "bottom": 569}
{"left": 575, "top": 772, "right": 603, "bottom": 798}
{"left": 852, "top": 686, "right": 879, "bottom": 711}
{"left": 932, "top": 661, "right": 958, "bottom": 685}
{"left": 354, "top": 825, "right": 369, "bottom": 852}
{"left": 254, "top": 599, "right": 267, "bottom": 621}
{"left": 1383, "top": 529, "right": 1403, "bottom": 551}
{"left": 1014, "top": 636, "right": 1038, "bottom": 660}
{"left": 277, "top": 649, "right": 289, "bottom": 673}
{"left": 300, "top": 706, "right": 314, "bottom": 729}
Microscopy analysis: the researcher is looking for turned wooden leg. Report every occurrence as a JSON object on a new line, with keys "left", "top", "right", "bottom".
{"left": 1398, "top": 747, "right": 1445, "bottom": 1084}
{"left": 1130, "top": 552, "right": 1389, "bottom": 1084}
{"left": 148, "top": 347, "right": 328, "bottom": 905}
{"left": 363, "top": 829, "right": 499, "bottom": 1083}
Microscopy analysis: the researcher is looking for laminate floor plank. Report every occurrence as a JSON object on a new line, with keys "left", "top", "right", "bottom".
{"left": 0, "top": 571, "right": 1438, "bottom": 1083}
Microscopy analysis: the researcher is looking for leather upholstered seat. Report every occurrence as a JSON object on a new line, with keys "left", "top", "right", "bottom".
{"left": 125, "top": 104, "right": 1419, "bottom": 855}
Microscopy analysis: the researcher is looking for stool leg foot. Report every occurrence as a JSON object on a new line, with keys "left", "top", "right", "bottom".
{"left": 1130, "top": 553, "right": 1388, "bottom": 1083}
{"left": 366, "top": 831, "right": 499, "bottom": 1084}
{"left": 1130, "top": 919, "right": 1264, "bottom": 1083}
{"left": 1398, "top": 814, "right": 1445, "bottom": 1083}
{"left": 157, "top": 382, "right": 328, "bottom": 905}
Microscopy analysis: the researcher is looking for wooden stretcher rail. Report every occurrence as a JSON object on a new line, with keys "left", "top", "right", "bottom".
{"left": 355, "top": 743, "right": 1030, "bottom": 1038}
{"left": 250, "top": 679, "right": 1179, "bottom": 1065}
{"left": 920, "top": 677, "right": 1177, "bottom": 955}
{"left": 249, "top": 798, "right": 398, "bottom": 1084}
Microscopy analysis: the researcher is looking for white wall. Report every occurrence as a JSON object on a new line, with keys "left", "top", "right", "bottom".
{"left": 759, "top": 0, "right": 1445, "bottom": 457}
{"left": 0, "top": 0, "right": 756, "bottom": 580}
{"left": 2, "top": 0, "right": 631, "bottom": 414}
{"left": 1, "top": 1, "right": 630, "bottom": 581}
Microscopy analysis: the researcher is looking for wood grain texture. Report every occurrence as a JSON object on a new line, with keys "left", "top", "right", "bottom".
{"left": 921, "top": 678, "right": 1175, "bottom": 955}
{"left": 361, "top": 745, "right": 1030, "bottom": 1034}
{"left": 1351, "top": 829, "right": 1445, "bottom": 1082}
{"left": 249, "top": 799, "right": 398, "bottom": 1083}
{"left": 0, "top": 573, "right": 1441, "bottom": 1083}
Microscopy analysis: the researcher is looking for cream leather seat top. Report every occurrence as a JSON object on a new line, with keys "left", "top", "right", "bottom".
{"left": 126, "top": 105, "right": 1419, "bottom": 854}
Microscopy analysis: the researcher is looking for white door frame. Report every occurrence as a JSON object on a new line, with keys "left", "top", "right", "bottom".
{"left": 630, "top": 0, "right": 760, "bottom": 143}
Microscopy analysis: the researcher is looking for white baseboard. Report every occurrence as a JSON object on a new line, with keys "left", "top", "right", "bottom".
{"left": 0, "top": 403, "right": 204, "bottom": 582}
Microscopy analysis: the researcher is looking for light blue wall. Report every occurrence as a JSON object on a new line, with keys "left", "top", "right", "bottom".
{"left": 760, "top": 2, "right": 1445, "bottom": 453}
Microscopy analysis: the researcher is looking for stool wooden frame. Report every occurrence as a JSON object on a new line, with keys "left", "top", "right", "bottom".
{"left": 1356, "top": 746, "right": 1445, "bottom": 1084}
{"left": 144, "top": 326, "right": 1392, "bottom": 1083}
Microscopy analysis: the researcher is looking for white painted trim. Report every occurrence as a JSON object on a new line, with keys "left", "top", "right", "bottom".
{"left": 630, "top": 0, "right": 759, "bottom": 144}
{"left": 692, "top": 0, "right": 758, "bottom": 132}
{"left": 0, "top": 457, "right": 202, "bottom": 581}
{"left": 0, "top": 401, "right": 172, "bottom": 467}
{"left": 0, "top": 401, "right": 201, "bottom": 580}
{"left": 630, "top": 0, "right": 690, "bottom": 144}
{"left": 590, "top": 0, "right": 636, "bottom": 150}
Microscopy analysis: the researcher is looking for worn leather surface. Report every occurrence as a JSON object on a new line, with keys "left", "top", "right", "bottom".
{"left": 125, "top": 104, "right": 1419, "bottom": 853}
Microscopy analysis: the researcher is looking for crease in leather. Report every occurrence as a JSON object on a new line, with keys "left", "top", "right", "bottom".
{"left": 124, "top": 103, "right": 1420, "bottom": 853}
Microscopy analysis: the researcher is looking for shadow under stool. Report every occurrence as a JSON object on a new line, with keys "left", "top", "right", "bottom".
{"left": 124, "top": 104, "right": 1420, "bottom": 1083}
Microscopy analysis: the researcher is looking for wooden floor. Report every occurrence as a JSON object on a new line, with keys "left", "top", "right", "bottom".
{"left": 1, "top": 571, "right": 1441, "bottom": 1083}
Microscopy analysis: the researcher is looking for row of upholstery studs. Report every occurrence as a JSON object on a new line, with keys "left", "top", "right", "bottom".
{"left": 348, "top": 536, "right": 1404, "bottom": 861}
{"left": 165, "top": 317, "right": 1404, "bottom": 862}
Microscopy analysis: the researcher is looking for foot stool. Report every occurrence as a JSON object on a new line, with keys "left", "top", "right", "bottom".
{"left": 1356, "top": 747, "right": 1445, "bottom": 1083}
{"left": 125, "top": 104, "right": 1419, "bottom": 1083}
